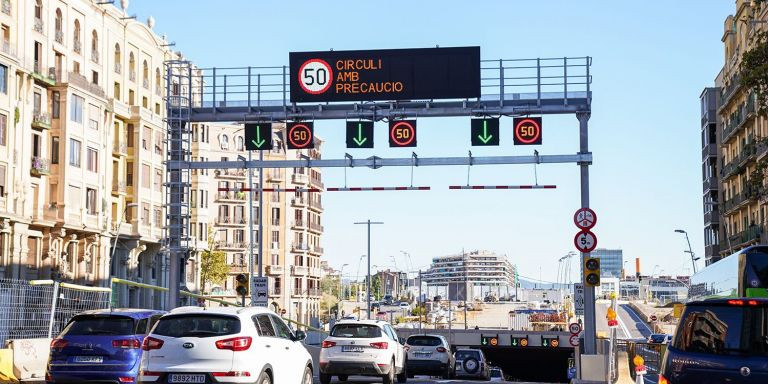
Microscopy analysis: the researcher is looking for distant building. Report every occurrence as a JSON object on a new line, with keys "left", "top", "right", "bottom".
{"left": 373, "top": 270, "right": 407, "bottom": 298}
{"left": 592, "top": 249, "right": 623, "bottom": 278}
{"left": 421, "top": 250, "right": 516, "bottom": 300}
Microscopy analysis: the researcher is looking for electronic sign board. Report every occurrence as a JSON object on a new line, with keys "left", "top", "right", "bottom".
{"left": 471, "top": 118, "right": 500, "bottom": 146}
{"left": 389, "top": 120, "right": 417, "bottom": 147}
{"left": 286, "top": 122, "right": 315, "bottom": 150}
{"left": 244, "top": 123, "right": 273, "bottom": 151}
{"left": 290, "top": 47, "right": 480, "bottom": 103}
{"left": 513, "top": 117, "right": 542, "bottom": 145}
{"left": 346, "top": 121, "right": 374, "bottom": 148}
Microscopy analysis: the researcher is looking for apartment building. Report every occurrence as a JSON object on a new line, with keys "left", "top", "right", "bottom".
{"left": 194, "top": 122, "right": 325, "bottom": 325}
{"left": 421, "top": 250, "right": 517, "bottom": 300}
{"left": 701, "top": 86, "right": 722, "bottom": 265}
{"left": 713, "top": 0, "right": 768, "bottom": 259}
{"left": 0, "top": 0, "right": 202, "bottom": 308}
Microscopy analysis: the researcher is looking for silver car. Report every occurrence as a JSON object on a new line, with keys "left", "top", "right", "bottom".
{"left": 404, "top": 335, "right": 454, "bottom": 379}
{"left": 454, "top": 349, "right": 490, "bottom": 380}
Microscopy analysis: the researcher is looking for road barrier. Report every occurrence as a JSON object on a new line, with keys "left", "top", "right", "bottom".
{"left": 626, "top": 341, "right": 666, "bottom": 381}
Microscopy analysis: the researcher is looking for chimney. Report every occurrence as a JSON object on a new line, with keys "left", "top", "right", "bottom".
{"left": 635, "top": 257, "right": 641, "bottom": 278}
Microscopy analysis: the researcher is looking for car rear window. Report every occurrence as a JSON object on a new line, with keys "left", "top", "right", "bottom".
{"left": 490, "top": 369, "right": 502, "bottom": 378}
{"left": 455, "top": 350, "right": 480, "bottom": 360}
{"left": 153, "top": 314, "right": 240, "bottom": 338}
{"left": 675, "top": 304, "right": 768, "bottom": 356}
{"left": 61, "top": 315, "right": 136, "bottom": 336}
{"left": 330, "top": 324, "right": 382, "bottom": 338}
{"left": 650, "top": 334, "right": 666, "bottom": 343}
{"left": 407, "top": 336, "right": 442, "bottom": 346}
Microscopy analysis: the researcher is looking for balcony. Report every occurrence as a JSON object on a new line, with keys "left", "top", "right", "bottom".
{"left": 129, "top": 71, "right": 136, "bottom": 82}
{"left": 214, "top": 169, "right": 246, "bottom": 179}
{"left": 113, "top": 140, "right": 127, "bottom": 156}
{"left": 143, "top": 78, "right": 149, "bottom": 89}
{"left": 291, "top": 242, "right": 309, "bottom": 253}
{"left": 67, "top": 71, "right": 105, "bottom": 98}
{"left": 309, "top": 267, "right": 323, "bottom": 277}
{"left": 292, "top": 266, "right": 309, "bottom": 276}
{"left": 73, "top": 39, "right": 81, "bottom": 54}
{"left": 291, "top": 197, "right": 307, "bottom": 207}
{"left": 308, "top": 288, "right": 322, "bottom": 297}
{"left": 1, "top": 0, "right": 10, "bottom": 15}
{"left": 309, "top": 222, "right": 324, "bottom": 233}
{"left": 291, "top": 220, "right": 307, "bottom": 230}
{"left": 267, "top": 265, "right": 284, "bottom": 275}
{"left": 728, "top": 225, "right": 764, "bottom": 250}
{"left": 30, "top": 64, "right": 55, "bottom": 87}
{"left": 310, "top": 245, "right": 324, "bottom": 255}
{"left": 33, "top": 18, "right": 43, "bottom": 34}
{"left": 214, "top": 191, "right": 247, "bottom": 203}
{"left": 721, "top": 144, "right": 756, "bottom": 179}
{"left": 723, "top": 187, "right": 759, "bottom": 213}
{"left": 109, "top": 98, "right": 131, "bottom": 118}
{"left": 269, "top": 287, "right": 281, "bottom": 297}
{"left": 266, "top": 170, "right": 283, "bottom": 182}
{"left": 309, "top": 199, "right": 323, "bottom": 212}
{"left": 111, "top": 180, "right": 126, "bottom": 195}
{"left": 30, "top": 156, "right": 50, "bottom": 176}
{"left": 309, "top": 177, "right": 324, "bottom": 189}
{"left": 703, "top": 209, "right": 719, "bottom": 225}
{"left": 215, "top": 216, "right": 246, "bottom": 227}
{"left": 31, "top": 112, "right": 51, "bottom": 130}
{"left": 292, "top": 173, "right": 309, "bottom": 185}
{"left": 702, "top": 177, "right": 719, "bottom": 192}
{"left": 156, "top": 85, "right": 162, "bottom": 96}
{"left": 705, "top": 244, "right": 721, "bottom": 258}
{"left": 218, "top": 242, "right": 246, "bottom": 251}
{"left": 114, "top": 63, "right": 121, "bottom": 74}
{"left": 54, "top": 30, "right": 63, "bottom": 45}
{"left": 0, "top": 41, "right": 15, "bottom": 60}
{"left": 719, "top": 73, "right": 741, "bottom": 109}
{"left": 702, "top": 144, "right": 717, "bottom": 161}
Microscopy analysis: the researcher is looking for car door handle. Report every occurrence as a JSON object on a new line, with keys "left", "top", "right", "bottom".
{"left": 285, "top": 346, "right": 289, "bottom": 350}
{"left": 266, "top": 345, "right": 271, "bottom": 348}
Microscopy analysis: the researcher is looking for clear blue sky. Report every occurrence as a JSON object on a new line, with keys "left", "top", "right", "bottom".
{"left": 129, "top": 0, "right": 733, "bottom": 282}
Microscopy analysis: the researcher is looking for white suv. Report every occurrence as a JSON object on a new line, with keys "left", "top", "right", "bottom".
{"left": 319, "top": 319, "right": 407, "bottom": 384}
{"left": 138, "top": 306, "right": 313, "bottom": 384}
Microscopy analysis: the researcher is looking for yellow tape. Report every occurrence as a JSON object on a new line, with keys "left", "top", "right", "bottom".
{"left": 0, "top": 349, "right": 17, "bottom": 382}
{"left": 59, "top": 282, "right": 112, "bottom": 292}
{"left": 28, "top": 280, "right": 53, "bottom": 286}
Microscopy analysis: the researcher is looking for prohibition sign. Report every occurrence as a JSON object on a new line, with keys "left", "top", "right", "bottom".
{"left": 390, "top": 121, "right": 416, "bottom": 147}
{"left": 288, "top": 123, "right": 313, "bottom": 149}
{"left": 298, "top": 59, "right": 333, "bottom": 95}
{"left": 514, "top": 118, "right": 542, "bottom": 144}
{"left": 568, "top": 322, "right": 582, "bottom": 334}
{"left": 574, "top": 230, "right": 597, "bottom": 253}
{"left": 569, "top": 335, "right": 580, "bottom": 347}
{"left": 574, "top": 208, "right": 597, "bottom": 230}
{"left": 550, "top": 339, "right": 560, "bottom": 348}
{"left": 520, "top": 338, "right": 528, "bottom": 347}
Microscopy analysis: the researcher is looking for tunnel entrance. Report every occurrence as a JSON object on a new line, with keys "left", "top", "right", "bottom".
{"left": 480, "top": 347, "right": 574, "bottom": 383}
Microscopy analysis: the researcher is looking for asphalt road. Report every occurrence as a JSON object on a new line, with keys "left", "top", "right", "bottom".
{"left": 315, "top": 377, "right": 556, "bottom": 384}
{"left": 595, "top": 301, "right": 652, "bottom": 340}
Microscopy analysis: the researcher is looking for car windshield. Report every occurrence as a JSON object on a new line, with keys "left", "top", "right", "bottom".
{"left": 490, "top": 369, "right": 502, "bottom": 378}
{"left": 153, "top": 314, "right": 240, "bottom": 338}
{"left": 407, "top": 336, "right": 442, "bottom": 346}
{"left": 650, "top": 334, "right": 666, "bottom": 343}
{"left": 61, "top": 315, "right": 136, "bottom": 336}
{"left": 674, "top": 304, "right": 768, "bottom": 356}
{"left": 455, "top": 350, "right": 480, "bottom": 360}
{"left": 330, "top": 324, "right": 382, "bottom": 338}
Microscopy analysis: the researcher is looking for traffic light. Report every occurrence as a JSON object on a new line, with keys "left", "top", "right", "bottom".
{"left": 235, "top": 273, "right": 249, "bottom": 297}
{"left": 511, "top": 336, "right": 528, "bottom": 347}
{"left": 541, "top": 336, "right": 559, "bottom": 348}
{"left": 584, "top": 257, "right": 600, "bottom": 287}
{"left": 480, "top": 335, "right": 499, "bottom": 347}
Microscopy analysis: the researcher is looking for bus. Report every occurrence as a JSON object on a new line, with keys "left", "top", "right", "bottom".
{"left": 688, "top": 245, "right": 768, "bottom": 301}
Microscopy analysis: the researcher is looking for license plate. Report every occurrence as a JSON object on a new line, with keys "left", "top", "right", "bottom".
{"left": 415, "top": 351, "right": 432, "bottom": 355}
{"left": 73, "top": 356, "right": 103, "bottom": 363}
{"left": 342, "top": 345, "right": 364, "bottom": 352}
{"left": 168, "top": 374, "right": 206, "bottom": 383}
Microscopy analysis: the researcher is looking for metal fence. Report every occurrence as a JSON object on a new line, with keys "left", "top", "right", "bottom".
{"left": 0, "top": 278, "right": 110, "bottom": 346}
{"left": 626, "top": 341, "right": 666, "bottom": 381}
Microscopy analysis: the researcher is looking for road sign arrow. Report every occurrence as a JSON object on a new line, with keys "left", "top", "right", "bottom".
{"left": 251, "top": 128, "right": 266, "bottom": 149}
{"left": 352, "top": 123, "right": 368, "bottom": 146}
{"left": 512, "top": 339, "right": 518, "bottom": 346}
{"left": 477, "top": 120, "right": 493, "bottom": 144}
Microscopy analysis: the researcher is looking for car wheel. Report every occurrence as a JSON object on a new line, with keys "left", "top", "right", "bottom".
{"left": 463, "top": 358, "right": 479, "bottom": 374}
{"left": 319, "top": 373, "right": 332, "bottom": 384}
{"left": 338, "top": 374, "right": 348, "bottom": 382}
{"left": 396, "top": 360, "right": 407, "bottom": 383}
{"left": 257, "top": 370, "right": 272, "bottom": 384}
{"left": 302, "top": 366, "right": 313, "bottom": 384}
{"left": 382, "top": 358, "right": 395, "bottom": 384}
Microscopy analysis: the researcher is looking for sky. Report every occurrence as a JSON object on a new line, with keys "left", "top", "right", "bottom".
{"left": 127, "top": 0, "right": 734, "bottom": 283}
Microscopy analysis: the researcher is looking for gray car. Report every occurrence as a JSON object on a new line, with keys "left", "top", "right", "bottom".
{"left": 454, "top": 349, "right": 490, "bottom": 380}
{"left": 405, "top": 334, "right": 454, "bottom": 379}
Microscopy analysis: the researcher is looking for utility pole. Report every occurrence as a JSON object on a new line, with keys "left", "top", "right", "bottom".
{"left": 418, "top": 270, "right": 423, "bottom": 334}
{"left": 354, "top": 220, "right": 383, "bottom": 320}
{"left": 463, "top": 249, "right": 468, "bottom": 330}
{"left": 674, "top": 229, "right": 698, "bottom": 274}
{"left": 578, "top": 111, "right": 597, "bottom": 355}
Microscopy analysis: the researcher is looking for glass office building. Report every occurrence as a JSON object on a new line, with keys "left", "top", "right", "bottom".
{"left": 592, "top": 248, "right": 623, "bottom": 278}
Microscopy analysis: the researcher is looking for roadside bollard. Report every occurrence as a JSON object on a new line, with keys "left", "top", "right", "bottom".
{"left": 633, "top": 355, "right": 647, "bottom": 384}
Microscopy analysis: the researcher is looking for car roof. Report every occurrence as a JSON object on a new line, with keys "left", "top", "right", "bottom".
{"left": 406, "top": 334, "right": 443, "bottom": 338}
{"left": 167, "top": 306, "right": 275, "bottom": 317}
{"left": 334, "top": 319, "right": 388, "bottom": 327}
{"left": 74, "top": 308, "right": 166, "bottom": 318}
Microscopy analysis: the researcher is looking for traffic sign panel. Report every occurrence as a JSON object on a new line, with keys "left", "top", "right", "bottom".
{"left": 244, "top": 123, "right": 273, "bottom": 151}
{"left": 541, "top": 336, "right": 559, "bottom": 348}
{"left": 252, "top": 277, "right": 269, "bottom": 307}
{"left": 286, "top": 122, "right": 315, "bottom": 149}
{"left": 510, "top": 336, "right": 528, "bottom": 347}
{"left": 297, "top": 59, "right": 334, "bottom": 95}
{"left": 574, "top": 230, "right": 597, "bottom": 253}
{"left": 569, "top": 322, "right": 582, "bottom": 335}
{"left": 346, "top": 121, "right": 374, "bottom": 148}
{"left": 480, "top": 335, "right": 499, "bottom": 347}
{"left": 650, "top": 315, "right": 658, "bottom": 322}
{"left": 569, "top": 334, "right": 580, "bottom": 347}
{"left": 389, "top": 120, "right": 417, "bottom": 147}
{"left": 574, "top": 208, "right": 597, "bottom": 230}
{"left": 513, "top": 117, "right": 542, "bottom": 145}
{"left": 470, "top": 118, "right": 500, "bottom": 146}
{"left": 574, "top": 283, "right": 585, "bottom": 316}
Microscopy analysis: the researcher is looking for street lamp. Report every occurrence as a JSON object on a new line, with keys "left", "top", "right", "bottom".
{"left": 339, "top": 263, "right": 348, "bottom": 301}
{"left": 674, "top": 229, "right": 699, "bottom": 274}
{"left": 108, "top": 202, "right": 137, "bottom": 304}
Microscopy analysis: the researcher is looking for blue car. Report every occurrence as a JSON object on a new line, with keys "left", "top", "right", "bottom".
{"left": 46, "top": 308, "right": 165, "bottom": 384}
{"left": 660, "top": 298, "right": 768, "bottom": 384}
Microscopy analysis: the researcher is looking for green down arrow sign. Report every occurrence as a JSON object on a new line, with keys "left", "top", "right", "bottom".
{"left": 470, "top": 118, "right": 499, "bottom": 146}
{"left": 251, "top": 127, "right": 266, "bottom": 149}
{"left": 346, "top": 121, "right": 374, "bottom": 149}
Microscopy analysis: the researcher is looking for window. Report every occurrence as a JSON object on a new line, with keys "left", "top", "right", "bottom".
{"left": 675, "top": 304, "right": 768, "bottom": 356}
{"left": 253, "top": 314, "right": 276, "bottom": 337}
{"left": 0, "top": 64, "right": 6, "bottom": 94}
{"left": 141, "top": 164, "right": 150, "bottom": 189}
{"left": 154, "top": 168, "right": 162, "bottom": 191}
{"left": 0, "top": 164, "right": 5, "bottom": 196}
{"left": 271, "top": 208, "right": 280, "bottom": 226}
{"left": 91, "top": 70, "right": 98, "bottom": 86}
{"left": 50, "top": 137, "right": 59, "bottom": 164}
{"left": 234, "top": 230, "right": 244, "bottom": 244}
{"left": 127, "top": 124, "right": 134, "bottom": 147}
{"left": 52, "top": 91, "right": 60, "bottom": 118}
{"left": 85, "top": 188, "right": 97, "bottom": 215}
{"left": 86, "top": 147, "right": 97, "bottom": 172}
{"left": 33, "top": 92, "right": 41, "bottom": 115}
{"left": 142, "top": 203, "right": 150, "bottom": 225}
{"left": 0, "top": 113, "right": 5, "bottom": 146}
{"left": 271, "top": 230, "right": 279, "bottom": 244}
{"left": 114, "top": 82, "right": 120, "bottom": 100}
{"left": 236, "top": 136, "right": 244, "bottom": 151}
{"left": 220, "top": 134, "right": 229, "bottom": 150}
{"left": 34, "top": 0, "right": 42, "bottom": 20}
{"left": 190, "top": 189, "right": 196, "bottom": 208}
{"left": 70, "top": 94, "right": 84, "bottom": 123}
{"left": 126, "top": 162, "right": 133, "bottom": 186}
{"left": 270, "top": 315, "right": 292, "bottom": 339}
{"left": 142, "top": 127, "right": 151, "bottom": 150}
{"left": 155, "top": 131, "right": 162, "bottom": 154}
{"left": 154, "top": 207, "right": 162, "bottom": 227}
{"left": 89, "top": 105, "right": 99, "bottom": 130}
{"left": 69, "top": 139, "right": 81, "bottom": 167}
{"left": 114, "top": 43, "right": 121, "bottom": 72}
{"left": 91, "top": 30, "right": 98, "bottom": 63}
{"left": 154, "top": 315, "right": 241, "bottom": 338}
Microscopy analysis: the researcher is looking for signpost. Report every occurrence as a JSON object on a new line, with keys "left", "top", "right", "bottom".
{"left": 471, "top": 118, "right": 500, "bottom": 146}
{"left": 513, "top": 117, "right": 542, "bottom": 145}
{"left": 346, "top": 121, "right": 374, "bottom": 148}
{"left": 389, "top": 120, "right": 417, "bottom": 147}
{"left": 286, "top": 122, "right": 315, "bottom": 149}
{"left": 574, "top": 230, "right": 597, "bottom": 253}
{"left": 289, "top": 47, "right": 481, "bottom": 103}
{"left": 574, "top": 283, "right": 585, "bottom": 316}
{"left": 252, "top": 277, "right": 269, "bottom": 307}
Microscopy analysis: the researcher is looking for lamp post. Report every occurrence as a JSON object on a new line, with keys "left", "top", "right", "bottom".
{"left": 674, "top": 229, "right": 699, "bottom": 274}
{"left": 354, "top": 220, "right": 383, "bottom": 320}
{"left": 339, "top": 263, "right": 348, "bottom": 301}
{"left": 108, "top": 202, "right": 138, "bottom": 306}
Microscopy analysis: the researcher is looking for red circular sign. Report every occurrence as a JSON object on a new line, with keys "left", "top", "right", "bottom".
{"left": 390, "top": 121, "right": 416, "bottom": 146}
{"left": 650, "top": 315, "right": 657, "bottom": 322}
{"left": 281, "top": 309, "right": 287, "bottom": 315}
{"left": 574, "top": 208, "right": 597, "bottom": 230}
{"left": 569, "top": 322, "right": 581, "bottom": 335}
{"left": 298, "top": 59, "right": 333, "bottom": 95}
{"left": 514, "top": 118, "right": 541, "bottom": 144}
{"left": 569, "top": 334, "right": 580, "bottom": 347}
{"left": 288, "top": 124, "right": 313, "bottom": 148}
{"left": 574, "top": 230, "right": 597, "bottom": 253}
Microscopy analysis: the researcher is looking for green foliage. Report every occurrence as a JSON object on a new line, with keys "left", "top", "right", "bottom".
{"left": 320, "top": 275, "right": 340, "bottom": 297}
{"left": 411, "top": 306, "right": 427, "bottom": 316}
{"left": 741, "top": 31, "right": 768, "bottom": 116}
{"left": 371, "top": 275, "right": 382, "bottom": 300}
{"left": 199, "top": 225, "right": 230, "bottom": 293}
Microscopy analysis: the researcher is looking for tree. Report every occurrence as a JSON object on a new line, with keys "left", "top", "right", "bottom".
{"left": 371, "top": 275, "right": 382, "bottom": 300}
{"left": 199, "top": 225, "right": 229, "bottom": 294}
{"left": 320, "top": 275, "right": 340, "bottom": 297}
{"left": 741, "top": 31, "right": 768, "bottom": 116}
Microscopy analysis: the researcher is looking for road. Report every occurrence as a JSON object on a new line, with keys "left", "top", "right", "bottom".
{"left": 595, "top": 301, "right": 652, "bottom": 340}
{"left": 315, "top": 377, "right": 555, "bottom": 384}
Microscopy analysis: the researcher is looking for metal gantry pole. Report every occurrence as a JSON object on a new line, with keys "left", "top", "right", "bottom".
{"left": 248, "top": 149, "right": 256, "bottom": 306}
{"left": 578, "top": 111, "right": 596, "bottom": 355}
{"left": 355, "top": 220, "right": 383, "bottom": 320}
{"left": 258, "top": 150, "right": 264, "bottom": 279}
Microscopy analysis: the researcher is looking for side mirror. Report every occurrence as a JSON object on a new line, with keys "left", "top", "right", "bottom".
{"left": 399, "top": 337, "right": 406, "bottom": 345}
{"left": 293, "top": 330, "right": 307, "bottom": 341}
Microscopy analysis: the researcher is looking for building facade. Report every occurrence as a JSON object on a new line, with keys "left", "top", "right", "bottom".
{"left": 591, "top": 248, "right": 623, "bottom": 278}
{"left": 421, "top": 250, "right": 516, "bottom": 300}
{"left": 0, "top": 0, "right": 203, "bottom": 309}
{"left": 714, "top": 1, "right": 768, "bottom": 259}
{"left": 701, "top": 87, "right": 722, "bottom": 265}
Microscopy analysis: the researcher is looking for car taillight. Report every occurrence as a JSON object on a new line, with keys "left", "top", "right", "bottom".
{"left": 658, "top": 374, "right": 669, "bottom": 384}
{"left": 748, "top": 300, "right": 759, "bottom": 306}
{"left": 321, "top": 340, "right": 336, "bottom": 348}
{"left": 141, "top": 337, "right": 164, "bottom": 351}
{"left": 113, "top": 339, "right": 141, "bottom": 349}
{"left": 50, "top": 338, "right": 68, "bottom": 350}
{"left": 728, "top": 299, "right": 745, "bottom": 306}
{"left": 370, "top": 342, "right": 388, "bottom": 349}
{"left": 215, "top": 336, "right": 252, "bottom": 351}
{"left": 118, "top": 377, "right": 135, "bottom": 383}
{"left": 141, "top": 371, "right": 161, "bottom": 377}
{"left": 436, "top": 346, "right": 447, "bottom": 353}
{"left": 212, "top": 371, "right": 251, "bottom": 377}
